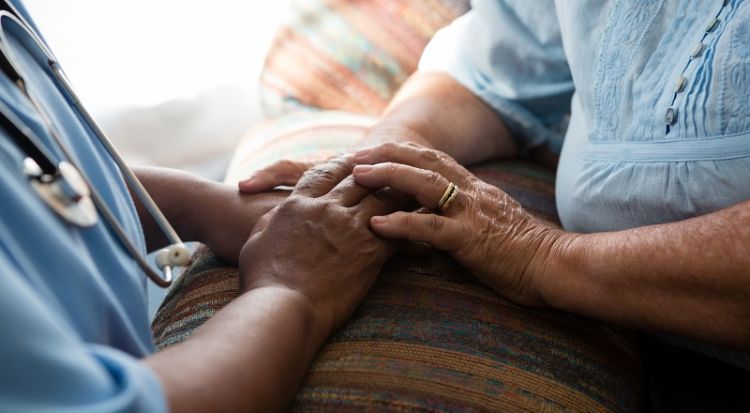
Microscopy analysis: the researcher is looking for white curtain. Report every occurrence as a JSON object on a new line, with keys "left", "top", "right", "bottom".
{"left": 24, "top": 0, "right": 289, "bottom": 178}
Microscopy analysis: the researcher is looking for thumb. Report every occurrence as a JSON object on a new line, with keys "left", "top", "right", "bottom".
{"left": 238, "top": 160, "right": 312, "bottom": 193}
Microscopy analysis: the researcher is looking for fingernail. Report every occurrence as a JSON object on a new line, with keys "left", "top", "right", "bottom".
{"left": 354, "top": 148, "right": 371, "bottom": 158}
{"left": 371, "top": 216, "right": 388, "bottom": 225}
{"left": 354, "top": 165, "right": 373, "bottom": 174}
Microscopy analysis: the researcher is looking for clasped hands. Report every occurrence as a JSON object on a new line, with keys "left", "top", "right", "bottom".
{"left": 237, "top": 142, "right": 568, "bottom": 336}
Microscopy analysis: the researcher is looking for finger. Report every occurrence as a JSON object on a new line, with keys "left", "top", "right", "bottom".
{"left": 369, "top": 211, "right": 464, "bottom": 252}
{"left": 353, "top": 142, "right": 470, "bottom": 186}
{"left": 293, "top": 156, "right": 355, "bottom": 198}
{"left": 357, "top": 187, "right": 412, "bottom": 216}
{"left": 238, "top": 160, "right": 313, "bottom": 193}
{"left": 326, "top": 175, "right": 372, "bottom": 207}
{"left": 353, "top": 163, "right": 462, "bottom": 211}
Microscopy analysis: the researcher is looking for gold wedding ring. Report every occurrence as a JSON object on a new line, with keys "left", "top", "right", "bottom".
{"left": 437, "top": 182, "right": 459, "bottom": 212}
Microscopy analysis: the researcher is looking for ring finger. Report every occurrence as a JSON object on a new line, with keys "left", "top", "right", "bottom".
{"left": 352, "top": 162, "right": 463, "bottom": 213}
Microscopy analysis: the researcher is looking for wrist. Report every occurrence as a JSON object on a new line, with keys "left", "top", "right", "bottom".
{"left": 133, "top": 166, "right": 215, "bottom": 248}
{"left": 364, "top": 120, "right": 435, "bottom": 149}
{"left": 239, "top": 279, "right": 335, "bottom": 342}
{"left": 182, "top": 179, "right": 223, "bottom": 243}
{"left": 526, "top": 226, "right": 584, "bottom": 309}
{"left": 199, "top": 186, "right": 286, "bottom": 264}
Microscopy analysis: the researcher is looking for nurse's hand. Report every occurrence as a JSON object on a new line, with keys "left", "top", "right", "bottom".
{"left": 352, "top": 142, "right": 570, "bottom": 307}
{"left": 239, "top": 155, "right": 405, "bottom": 334}
{"left": 132, "top": 166, "right": 287, "bottom": 265}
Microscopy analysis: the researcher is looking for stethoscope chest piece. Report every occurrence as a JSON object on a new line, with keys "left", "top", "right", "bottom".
{"left": 24, "top": 157, "right": 98, "bottom": 228}
{"left": 1, "top": 9, "right": 188, "bottom": 287}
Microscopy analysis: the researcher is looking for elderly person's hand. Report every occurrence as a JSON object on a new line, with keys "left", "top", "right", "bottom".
{"left": 351, "top": 142, "right": 568, "bottom": 307}
{"left": 351, "top": 142, "right": 750, "bottom": 352}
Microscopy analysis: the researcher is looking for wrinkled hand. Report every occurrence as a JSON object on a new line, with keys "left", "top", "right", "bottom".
{"left": 351, "top": 142, "right": 565, "bottom": 307}
{"left": 239, "top": 156, "right": 406, "bottom": 334}
{"left": 237, "top": 124, "right": 433, "bottom": 194}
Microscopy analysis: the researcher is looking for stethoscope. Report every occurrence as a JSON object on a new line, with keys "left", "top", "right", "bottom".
{"left": 0, "top": 4, "right": 190, "bottom": 287}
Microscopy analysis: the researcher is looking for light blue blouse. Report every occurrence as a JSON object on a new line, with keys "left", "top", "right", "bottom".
{"left": 420, "top": 0, "right": 750, "bottom": 368}
{"left": 420, "top": 0, "right": 750, "bottom": 232}
{"left": 0, "top": 2, "right": 167, "bottom": 411}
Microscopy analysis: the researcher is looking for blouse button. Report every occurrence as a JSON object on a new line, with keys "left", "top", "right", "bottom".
{"left": 674, "top": 76, "right": 687, "bottom": 93}
{"left": 665, "top": 107, "right": 677, "bottom": 125}
{"left": 690, "top": 43, "right": 705, "bottom": 58}
{"left": 706, "top": 18, "right": 720, "bottom": 33}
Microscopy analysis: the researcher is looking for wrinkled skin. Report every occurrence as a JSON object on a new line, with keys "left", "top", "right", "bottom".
{"left": 240, "top": 155, "right": 406, "bottom": 333}
{"left": 351, "top": 142, "right": 563, "bottom": 307}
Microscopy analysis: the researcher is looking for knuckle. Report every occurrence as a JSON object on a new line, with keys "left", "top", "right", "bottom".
{"left": 398, "top": 213, "right": 411, "bottom": 227}
{"left": 429, "top": 214, "right": 442, "bottom": 231}
{"left": 427, "top": 215, "right": 442, "bottom": 240}
{"left": 385, "top": 162, "right": 399, "bottom": 174}
{"left": 300, "top": 168, "right": 316, "bottom": 180}
{"left": 278, "top": 196, "right": 302, "bottom": 215}
{"left": 381, "top": 141, "right": 399, "bottom": 153}
{"left": 324, "top": 156, "right": 353, "bottom": 174}
{"left": 319, "top": 168, "right": 339, "bottom": 182}
{"left": 302, "top": 166, "right": 332, "bottom": 182}
{"left": 277, "top": 159, "right": 297, "bottom": 169}
{"left": 426, "top": 170, "right": 441, "bottom": 184}
{"left": 296, "top": 172, "right": 318, "bottom": 189}
{"left": 435, "top": 151, "right": 451, "bottom": 163}
{"left": 329, "top": 155, "right": 350, "bottom": 167}
{"left": 419, "top": 148, "right": 440, "bottom": 163}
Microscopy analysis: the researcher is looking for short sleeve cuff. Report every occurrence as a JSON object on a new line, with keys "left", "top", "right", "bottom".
{"left": 418, "top": 15, "right": 565, "bottom": 153}
{"left": 90, "top": 345, "right": 169, "bottom": 413}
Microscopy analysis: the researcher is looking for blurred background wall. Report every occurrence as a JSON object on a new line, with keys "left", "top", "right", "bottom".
{"left": 23, "top": 0, "right": 289, "bottom": 179}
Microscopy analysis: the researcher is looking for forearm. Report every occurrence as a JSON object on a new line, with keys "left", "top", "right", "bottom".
{"left": 365, "top": 72, "right": 517, "bottom": 164}
{"left": 131, "top": 167, "right": 205, "bottom": 250}
{"left": 145, "top": 286, "right": 329, "bottom": 413}
{"left": 144, "top": 157, "right": 397, "bottom": 412}
{"left": 132, "top": 166, "right": 285, "bottom": 258}
{"left": 541, "top": 200, "right": 750, "bottom": 349}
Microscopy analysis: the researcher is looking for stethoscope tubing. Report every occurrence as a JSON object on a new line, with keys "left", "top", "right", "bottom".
{"left": 0, "top": 10, "right": 189, "bottom": 287}
{"left": 49, "top": 63, "right": 183, "bottom": 247}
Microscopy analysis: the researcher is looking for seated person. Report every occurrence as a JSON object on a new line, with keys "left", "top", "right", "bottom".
{"left": 239, "top": 0, "right": 750, "bottom": 367}
{"left": 0, "top": 1, "right": 402, "bottom": 412}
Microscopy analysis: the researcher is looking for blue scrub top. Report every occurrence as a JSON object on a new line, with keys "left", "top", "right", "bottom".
{"left": 0, "top": 2, "right": 167, "bottom": 411}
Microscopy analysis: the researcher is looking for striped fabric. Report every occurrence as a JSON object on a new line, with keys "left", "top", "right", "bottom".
{"left": 153, "top": 248, "right": 641, "bottom": 412}
{"left": 259, "top": 0, "right": 470, "bottom": 116}
{"left": 154, "top": 112, "right": 642, "bottom": 412}
{"left": 224, "top": 111, "right": 376, "bottom": 185}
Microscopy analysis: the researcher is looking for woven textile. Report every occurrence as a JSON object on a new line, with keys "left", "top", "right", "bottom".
{"left": 224, "top": 111, "right": 376, "bottom": 185}
{"left": 155, "top": 112, "right": 642, "bottom": 412}
{"left": 259, "top": 0, "right": 470, "bottom": 116}
{"left": 154, "top": 249, "right": 641, "bottom": 413}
